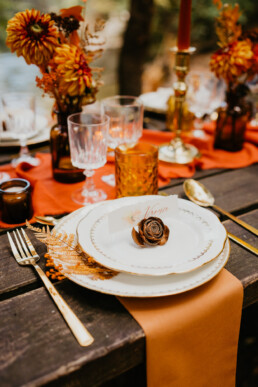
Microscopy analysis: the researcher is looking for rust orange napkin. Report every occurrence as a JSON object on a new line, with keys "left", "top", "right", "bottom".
{"left": 0, "top": 127, "right": 257, "bottom": 228}
{"left": 119, "top": 269, "right": 243, "bottom": 387}
{"left": 0, "top": 153, "right": 116, "bottom": 228}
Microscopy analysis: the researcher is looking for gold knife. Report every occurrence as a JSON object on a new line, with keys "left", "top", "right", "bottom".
{"left": 227, "top": 232, "right": 258, "bottom": 256}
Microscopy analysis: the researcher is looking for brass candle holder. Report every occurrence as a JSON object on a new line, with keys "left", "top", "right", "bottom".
{"left": 159, "top": 47, "right": 200, "bottom": 164}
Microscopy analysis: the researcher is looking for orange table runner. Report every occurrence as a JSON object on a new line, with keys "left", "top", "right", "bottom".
{"left": 0, "top": 127, "right": 257, "bottom": 228}
{"left": 119, "top": 269, "right": 243, "bottom": 387}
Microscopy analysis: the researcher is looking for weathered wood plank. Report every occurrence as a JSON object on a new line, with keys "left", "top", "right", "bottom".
{"left": 224, "top": 210, "right": 258, "bottom": 308}
{"left": 0, "top": 282, "right": 144, "bottom": 387}
{"left": 166, "top": 164, "right": 258, "bottom": 214}
{"left": 0, "top": 229, "right": 47, "bottom": 299}
{"left": 159, "top": 168, "right": 229, "bottom": 189}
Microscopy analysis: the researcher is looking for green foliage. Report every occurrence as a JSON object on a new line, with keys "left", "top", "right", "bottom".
{"left": 149, "top": 0, "right": 258, "bottom": 58}
{"left": 1, "top": 0, "right": 257, "bottom": 55}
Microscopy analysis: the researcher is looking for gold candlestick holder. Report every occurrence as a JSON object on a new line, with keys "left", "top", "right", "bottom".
{"left": 159, "top": 47, "right": 200, "bottom": 164}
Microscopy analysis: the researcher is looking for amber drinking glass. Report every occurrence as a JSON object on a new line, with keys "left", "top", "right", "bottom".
{"left": 115, "top": 143, "right": 158, "bottom": 198}
{"left": 0, "top": 178, "right": 33, "bottom": 224}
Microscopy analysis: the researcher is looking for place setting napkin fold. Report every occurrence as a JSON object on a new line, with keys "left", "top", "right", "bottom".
{"left": 119, "top": 269, "right": 243, "bottom": 387}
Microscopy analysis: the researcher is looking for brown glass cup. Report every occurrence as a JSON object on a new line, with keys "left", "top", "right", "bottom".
{"left": 115, "top": 143, "right": 158, "bottom": 197}
{"left": 0, "top": 179, "right": 33, "bottom": 224}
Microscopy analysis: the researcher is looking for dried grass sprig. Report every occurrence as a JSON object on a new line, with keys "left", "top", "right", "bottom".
{"left": 26, "top": 221, "right": 117, "bottom": 281}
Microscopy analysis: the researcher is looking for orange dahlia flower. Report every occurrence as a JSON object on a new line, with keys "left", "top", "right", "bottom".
{"left": 210, "top": 39, "right": 254, "bottom": 83}
{"left": 6, "top": 9, "right": 59, "bottom": 67}
{"left": 52, "top": 44, "right": 93, "bottom": 96}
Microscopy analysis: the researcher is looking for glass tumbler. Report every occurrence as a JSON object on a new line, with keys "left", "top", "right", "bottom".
{"left": 101, "top": 96, "right": 143, "bottom": 151}
{"left": 115, "top": 143, "right": 158, "bottom": 197}
{"left": 0, "top": 178, "right": 33, "bottom": 224}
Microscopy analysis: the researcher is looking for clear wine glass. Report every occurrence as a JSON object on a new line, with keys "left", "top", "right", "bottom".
{"left": 1, "top": 93, "right": 40, "bottom": 167}
{"left": 101, "top": 96, "right": 143, "bottom": 152}
{"left": 187, "top": 72, "right": 225, "bottom": 138}
{"left": 67, "top": 112, "right": 109, "bottom": 205}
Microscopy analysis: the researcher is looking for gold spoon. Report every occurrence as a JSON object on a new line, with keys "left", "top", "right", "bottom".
{"left": 34, "top": 216, "right": 60, "bottom": 226}
{"left": 184, "top": 179, "right": 258, "bottom": 255}
{"left": 183, "top": 179, "right": 258, "bottom": 237}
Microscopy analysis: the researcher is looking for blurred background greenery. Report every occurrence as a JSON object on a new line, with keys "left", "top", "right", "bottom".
{"left": 0, "top": 0, "right": 257, "bottom": 100}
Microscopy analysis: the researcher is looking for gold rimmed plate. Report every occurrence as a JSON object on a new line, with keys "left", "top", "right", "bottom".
{"left": 51, "top": 204, "right": 230, "bottom": 298}
{"left": 76, "top": 196, "right": 227, "bottom": 276}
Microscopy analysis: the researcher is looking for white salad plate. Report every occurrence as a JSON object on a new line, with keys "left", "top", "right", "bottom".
{"left": 139, "top": 88, "right": 172, "bottom": 114}
{"left": 76, "top": 196, "right": 227, "bottom": 276}
{"left": 0, "top": 115, "right": 49, "bottom": 146}
{"left": 52, "top": 203, "right": 230, "bottom": 298}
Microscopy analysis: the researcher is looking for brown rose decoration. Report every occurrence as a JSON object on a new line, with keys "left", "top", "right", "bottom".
{"left": 132, "top": 217, "right": 170, "bottom": 247}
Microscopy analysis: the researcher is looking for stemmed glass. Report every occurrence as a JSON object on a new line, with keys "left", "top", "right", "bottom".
{"left": 101, "top": 96, "right": 143, "bottom": 151}
{"left": 67, "top": 112, "right": 109, "bottom": 205}
{"left": 1, "top": 93, "right": 40, "bottom": 167}
{"left": 186, "top": 72, "right": 225, "bottom": 138}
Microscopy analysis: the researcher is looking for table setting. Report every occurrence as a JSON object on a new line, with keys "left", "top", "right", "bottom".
{"left": 0, "top": 1, "right": 258, "bottom": 386}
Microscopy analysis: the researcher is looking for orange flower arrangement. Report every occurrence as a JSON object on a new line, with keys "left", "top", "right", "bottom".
{"left": 6, "top": 3, "right": 104, "bottom": 113}
{"left": 210, "top": 1, "right": 257, "bottom": 87}
{"left": 211, "top": 1, "right": 257, "bottom": 152}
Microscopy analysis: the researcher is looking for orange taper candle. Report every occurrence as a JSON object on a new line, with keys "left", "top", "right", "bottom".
{"left": 177, "top": 0, "right": 192, "bottom": 50}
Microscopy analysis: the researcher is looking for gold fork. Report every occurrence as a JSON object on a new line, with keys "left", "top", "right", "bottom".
{"left": 7, "top": 228, "right": 94, "bottom": 347}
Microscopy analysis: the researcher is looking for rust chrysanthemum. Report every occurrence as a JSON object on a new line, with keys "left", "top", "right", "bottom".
{"left": 6, "top": 9, "right": 59, "bottom": 67}
{"left": 52, "top": 44, "right": 93, "bottom": 96}
{"left": 210, "top": 39, "right": 253, "bottom": 83}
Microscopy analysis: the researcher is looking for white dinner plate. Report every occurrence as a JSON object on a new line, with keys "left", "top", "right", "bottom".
{"left": 139, "top": 88, "right": 172, "bottom": 114}
{"left": 77, "top": 196, "right": 227, "bottom": 276}
{"left": 0, "top": 115, "right": 50, "bottom": 146}
{"left": 52, "top": 204, "right": 230, "bottom": 297}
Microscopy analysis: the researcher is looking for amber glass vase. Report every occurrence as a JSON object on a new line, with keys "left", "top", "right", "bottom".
{"left": 214, "top": 85, "right": 252, "bottom": 152}
{"left": 50, "top": 111, "right": 85, "bottom": 183}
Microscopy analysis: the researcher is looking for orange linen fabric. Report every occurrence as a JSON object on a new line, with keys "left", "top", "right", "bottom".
{"left": 119, "top": 269, "right": 243, "bottom": 387}
{"left": 0, "top": 153, "right": 117, "bottom": 228}
{"left": 0, "top": 126, "right": 257, "bottom": 228}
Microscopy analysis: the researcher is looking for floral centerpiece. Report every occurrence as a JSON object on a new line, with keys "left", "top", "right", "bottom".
{"left": 6, "top": 3, "right": 105, "bottom": 182}
{"left": 210, "top": 0, "right": 257, "bottom": 151}
{"left": 6, "top": 4, "right": 103, "bottom": 113}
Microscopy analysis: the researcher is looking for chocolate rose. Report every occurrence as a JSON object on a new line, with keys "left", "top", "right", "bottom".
{"left": 132, "top": 217, "right": 170, "bottom": 247}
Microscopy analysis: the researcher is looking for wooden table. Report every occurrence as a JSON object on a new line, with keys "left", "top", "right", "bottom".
{"left": 0, "top": 140, "right": 258, "bottom": 387}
